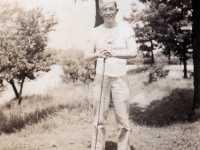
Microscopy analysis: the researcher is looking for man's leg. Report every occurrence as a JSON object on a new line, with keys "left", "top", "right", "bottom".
{"left": 111, "top": 76, "right": 130, "bottom": 150}
{"left": 91, "top": 74, "right": 111, "bottom": 150}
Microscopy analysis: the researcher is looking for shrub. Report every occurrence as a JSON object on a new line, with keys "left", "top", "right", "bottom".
{"left": 154, "top": 52, "right": 168, "bottom": 64}
{"left": 61, "top": 50, "right": 95, "bottom": 85}
{"left": 145, "top": 64, "right": 169, "bottom": 84}
{"left": 169, "top": 56, "right": 180, "bottom": 65}
{"left": 62, "top": 58, "right": 95, "bottom": 84}
{"left": 143, "top": 58, "right": 153, "bottom": 64}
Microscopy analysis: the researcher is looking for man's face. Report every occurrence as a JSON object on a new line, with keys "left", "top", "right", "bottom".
{"left": 99, "top": 2, "right": 118, "bottom": 24}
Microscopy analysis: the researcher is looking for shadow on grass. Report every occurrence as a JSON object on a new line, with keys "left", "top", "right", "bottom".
{"left": 105, "top": 141, "right": 135, "bottom": 150}
{"left": 130, "top": 88, "right": 198, "bottom": 127}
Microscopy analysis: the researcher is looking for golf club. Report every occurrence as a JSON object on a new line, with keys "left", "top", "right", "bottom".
{"left": 94, "top": 57, "right": 106, "bottom": 150}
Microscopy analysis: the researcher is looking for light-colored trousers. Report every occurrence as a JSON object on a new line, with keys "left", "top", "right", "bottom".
{"left": 90, "top": 74, "right": 131, "bottom": 150}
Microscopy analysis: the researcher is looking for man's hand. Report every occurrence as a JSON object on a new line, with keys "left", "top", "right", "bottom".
{"left": 96, "top": 49, "right": 111, "bottom": 59}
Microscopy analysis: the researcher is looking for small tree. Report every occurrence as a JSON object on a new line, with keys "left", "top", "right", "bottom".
{"left": 133, "top": 3, "right": 161, "bottom": 64}
{"left": 0, "top": 4, "right": 57, "bottom": 105}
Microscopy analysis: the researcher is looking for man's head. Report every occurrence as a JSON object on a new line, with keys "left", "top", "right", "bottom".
{"left": 99, "top": 0, "right": 118, "bottom": 25}
{"left": 99, "top": 0, "right": 117, "bottom": 9}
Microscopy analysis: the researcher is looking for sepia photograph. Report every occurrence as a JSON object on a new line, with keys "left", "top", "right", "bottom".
{"left": 0, "top": 0, "right": 200, "bottom": 149}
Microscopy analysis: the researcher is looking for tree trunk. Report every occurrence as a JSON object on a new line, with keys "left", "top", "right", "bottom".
{"left": 0, "top": 79, "right": 3, "bottom": 86}
{"left": 94, "top": 0, "right": 104, "bottom": 73}
{"left": 183, "top": 50, "right": 188, "bottom": 79}
{"left": 151, "top": 50, "right": 154, "bottom": 64}
{"left": 168, "top": 48, "right": 171, "bottom": 64}
{"left": 18, "top": 75, "right": 25, "bottom": 105}
{"left": 94, "top": 0, "right": 104, "bottom": 27}
{"left": 150, "top": 41, "right": 154, "bottom": 63}
{"left": 9, "top": 79, "right": 19, "bottom": 99}
{"left": 192, "top": 0, "right": 200, "bottom": 110}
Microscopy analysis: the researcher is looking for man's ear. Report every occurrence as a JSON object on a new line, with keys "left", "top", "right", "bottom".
{"left": 116, "top": 8, "right": 119, "bottom": 14}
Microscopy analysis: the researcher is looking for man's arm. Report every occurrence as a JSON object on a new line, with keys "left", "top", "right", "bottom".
{"left": 84, "top": 41, "right": 110, "bottom": 62}
{"left": 110, "top": 36, "right": 138, "bottom": 59}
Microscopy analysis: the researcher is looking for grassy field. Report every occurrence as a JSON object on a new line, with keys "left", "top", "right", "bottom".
{"left": 0, "top": 69, "right": 199, "bottom": 150}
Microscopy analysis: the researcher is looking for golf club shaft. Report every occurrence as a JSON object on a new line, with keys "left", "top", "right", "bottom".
{"left": 94, "top": 58, "right": 106, "bottom": 150}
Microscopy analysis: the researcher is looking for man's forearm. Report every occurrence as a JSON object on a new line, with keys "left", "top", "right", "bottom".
{"left": 111, "top": 50, "right": 137, "bottom": 59}
{"left": 84, "top": 52, "right": 98, "bottom": 62}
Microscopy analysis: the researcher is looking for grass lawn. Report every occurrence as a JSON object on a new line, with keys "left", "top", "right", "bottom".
{"left": 0, "top": 70, "right": 199, "bottom": 150}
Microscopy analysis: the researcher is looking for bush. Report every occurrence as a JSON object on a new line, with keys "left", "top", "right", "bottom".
{"left": 169, "top": 56, "right": 180, "bottom": 65}
{"left": 145, "top": 63, "right": 169, "bottom": 84}
{"left": 61, "top": 50, "right": 95, "bottom": 85}
{"left": 143, "top": 58, "right": 153, "bottom": 64}
{"left": 154, "top": 52, "right": 168, "bottom": 64}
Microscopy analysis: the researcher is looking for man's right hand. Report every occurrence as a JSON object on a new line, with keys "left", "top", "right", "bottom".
{"left": 96, "top": 49, "right": 111, "bottom": 59}
{"left": 84, "top": 42, "right": 111, "bottom": 62}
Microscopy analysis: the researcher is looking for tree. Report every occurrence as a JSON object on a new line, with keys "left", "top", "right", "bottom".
{"left": 138, "top": 0, "right": 200, "bottom": 110}
{"left": 132, "top": 0, "right": 192, "bottom": 78}
{"left": 0, "top": 4, "right": 57, "bottom": 105}
{"left": 192, "top": 0, "right": 200, "bottom": 110}
{"left": 94, "top": 0, "right": 104, "bottom": 27}
{"left": 134, "top": 2, "right": 163, "bottom": 64}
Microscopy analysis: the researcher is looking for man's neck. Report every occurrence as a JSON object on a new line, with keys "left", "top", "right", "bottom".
{"left": 103, "top": 22, "right": 118, "bottom": 28}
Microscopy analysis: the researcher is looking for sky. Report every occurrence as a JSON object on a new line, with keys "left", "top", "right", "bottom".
{"left": 0, "top": 0, "right": 142, "bottom": 50}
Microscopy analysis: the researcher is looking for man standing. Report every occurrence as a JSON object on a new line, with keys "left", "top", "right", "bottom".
{"left": 84, "top": 0, "right": 137, "bottom": 149}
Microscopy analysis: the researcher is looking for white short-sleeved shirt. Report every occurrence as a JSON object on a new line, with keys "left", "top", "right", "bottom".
{"left": 88, "top": 23, "right": 135, "bottom": 77}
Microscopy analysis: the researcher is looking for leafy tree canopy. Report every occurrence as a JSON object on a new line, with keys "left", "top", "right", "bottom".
{"left": 128, "top": 0, "right": 192, "bottom": 77}
{"left": 0, "top": 3, "right": 57, "bottom": 104}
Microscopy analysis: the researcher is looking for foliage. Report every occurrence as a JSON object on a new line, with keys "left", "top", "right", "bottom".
{"left": 61, "top": 50, "right": 95, "bottom": 85}
{"left": 130, "top": 0, "right": 192, "bottom": 77}
{"left": 45, "top": 49, "right": 95, "bottom": 85}
{"left": 144, "top": 64, "right": 169, "bottom": 85}
{"left": 132, "top": 2, "right": 163, "bottom": 64}
{"left": 0, "top": 4, "right": 57, "bottom": 104}
{"left": 154, "top": 52, "right": 168, "bottom": 64}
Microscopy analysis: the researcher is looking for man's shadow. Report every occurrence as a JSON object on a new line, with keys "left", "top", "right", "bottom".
{"left": 105, "top": 141, "right": 135, "bottom": 150}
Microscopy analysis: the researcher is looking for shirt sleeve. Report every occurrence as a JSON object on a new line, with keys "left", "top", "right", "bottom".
{"left": 87, "top": 28, "right": 96, "bottom": 44}
{"left": 122, "top": 24, "right": 137, "bottom": 52}
{"left": 124, "top": 24, "right": 135, "bottom": 41}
